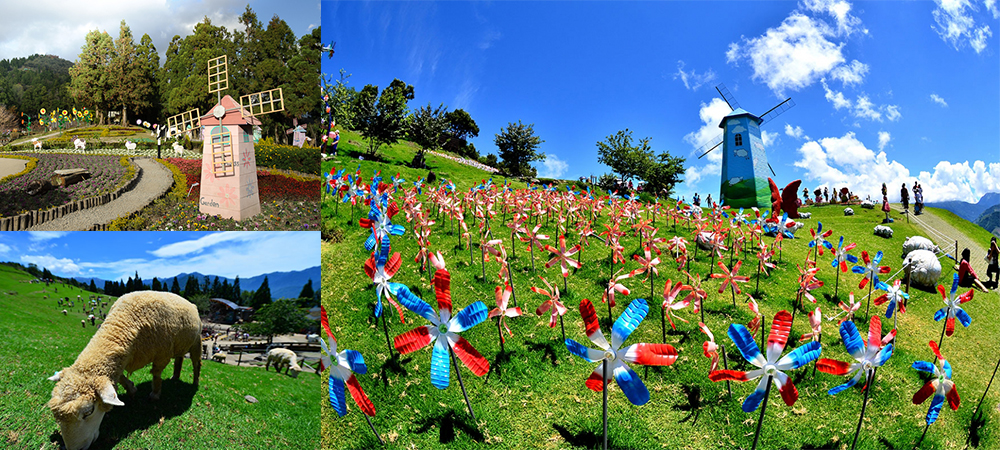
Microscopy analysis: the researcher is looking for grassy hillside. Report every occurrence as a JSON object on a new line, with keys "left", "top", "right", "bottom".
{"left": 322, "top": 177, "right": 1000, "bottom": 449}
{"left": 0, "top": 264, "right": 317, "bottom": 449}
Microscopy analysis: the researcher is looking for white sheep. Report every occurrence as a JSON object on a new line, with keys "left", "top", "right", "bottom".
{"left": 172, "top": 141, "right": 185, "bottom": 155}
{"left": 73, "top": 139, "right": 86, "bottom": 151}
{"left": 212, "top": 351, "right": 227, "bottom": 363}
{"left": 306, "top": 334, "right": 320, "bottom": 344}
{"left": 798, "top": 212, "right": 812, "bottom": 219}
{"left": 844, "top": 207, "right": 854, "bottom": 216}
{"left": 860, "top": 200, "right": 875, "bottom": 209}
{"left": 62, "top": 309, "right": 67, "bottom": 315}
{"left": 46, "top": 291, "right": 202, "bottom": 450}
{"left": 904, "top": 249, "right": 942, "bottom": 288}
{"left": 33, "top": 138, "right": 43, "bottom": 150}
{"left": 124, "top": 141, "right": 137, "bottom": 152}
{"left": 874, "top": 225, "right": 893, "bottom": 238}
{"left": 902, "top": 236, "right": 940, "bottom": 258}
{"left": 265, "top": 347, "right": 302, "bottom": 377}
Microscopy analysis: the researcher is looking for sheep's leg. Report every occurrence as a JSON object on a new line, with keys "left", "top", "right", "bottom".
{"left": 119, "top": 374, "right": 137, "bottom": 396}
{"left": 190, "top": 344, "right": 201, "bottom": 387}
{"left": 149, "top": 360, "right": 168, "bottom": 400}
{"left": 172, "top": 356, "right": 184, "bottom": 381}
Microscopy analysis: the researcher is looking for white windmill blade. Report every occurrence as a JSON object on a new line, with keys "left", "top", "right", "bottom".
{"left": 696, "top": 134, "right": 724, "bottom": 159}
{"left": 715, "top": 83, "right": 740, "bottom": 111}
{"left": 759, "top": 98, "right": 796, "bottom": 126}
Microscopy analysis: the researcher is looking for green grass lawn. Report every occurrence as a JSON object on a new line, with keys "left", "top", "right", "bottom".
{"left": 320, "top": 145, "right": 1000, "bottom": 449}
{"left": 0, "top": 264, "right": 318, "bottom": 449}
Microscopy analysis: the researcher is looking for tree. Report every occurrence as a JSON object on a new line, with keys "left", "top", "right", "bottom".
{"left": 596, "top": 129, "right": 656, "bottom": 183}
{"left": 495, "top": 120, "right": 544, "bottom": 177}
{"left": 159, "top": 18, "right": 236, "bottom": 119}
{"left": 250, "top": 276, "right": 271, "bottom": 310}
{"left": 324, "top": 68, "right": 357, "bottom": 130}
{"left": 353, "top": 78, "right": 413, "bottom": 157}
{"left": 445, "top": 109, "right": 479, "bottom": 141}
{"left": 283, "top": 26, "right": 322, "bottom": 144}
{"left": 134, "top": 33, "right": 160, "bottom": 121}
{"left": 643, "top": 152, "right": 686, "bottom": 198}
{"left": 170, "top": 277, "right": 181, "bottom": 295}
{"left": 298, "top": 279, "right": 315, "bottom": 300}
{"left": 189, "top": 294, "right": 211, "bottom": 316}
{"left": 42, "top": 267, "right": 53, "bottom": 280}
{"left": 183, "top": 276, "right": 200, "bottom": 298}
{"left": 233, "top": 276, "right": 241, "bottom": 301}
{"left": 407, "top": 102, "right": 448, "bottom": 167}
{"left": 151, "top": 278, "right": 161, "bottom": 291}
{"left": 240, "top": 299, "right": 309, "bottom": 344}
{"left": 108, "top": 21, "right": 156, "bottom": 125}
{"left": 89, "top": 280, "right": 98, "bottom": 294}
{"left": 69, "top": 30, "right": 115, "bottom": 124}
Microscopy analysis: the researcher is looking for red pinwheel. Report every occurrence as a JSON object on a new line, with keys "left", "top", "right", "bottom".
{"left": 754, "top": 242, "right": 776, "bottom": 293}
{"left": 682, "top": 271, "right": 709, "bottom": 324}
{"left": 544, "top": 235, "right": 582, "bottom": 278}
{"left": 794, "top": 264, "right": 824, "bottom": 311}
{"left": 319, "top": 307, "right": 384, "bottom": 443}
{"left": 912, "top": 341, "right": 959, "bottom": 425}
{"left": 817, "top": 315, "right": 894, "bottom": 395}
{"left": 565, "top": 297, "right": 679, "bottom": 405}
{"left": 602, "top": 268, "right": 632, "bottom": 324}
{"left": 834, "top": 292, "right": 862, "bottom": 325}
{"left": 363, "top": 239, "right": 406, "bottom": 323}
{"left": 699, "top": 322, "right": 721, "bottom": 372}
{"left": 710, "top": 260, "right": 750, "bottom": 307}
{"left": 934, "top": 273, "right": 974, "bottom": 338}
{"left": 807, "top": 221, "right": 833, "bottom": 261}
{"left": 661, "top": 278, "right": 693, "bottom": 332}
{"left": 709, "top": 310, "right": 822, "bottom": 412}
{"left": 873, "top": 279, "right": 909, "bottom": 330}
{"left": 799, "top": 307, "right": 822, "bottom": 343}
{"left": 531, "top": 275, "right": 568, "bottom": 339}
{"left": 830, "top": 236, "right": 858, "bottom": 297}
{"left": 520, "top": 223, "right": 550, "bottom": 272}
{"left": 630, "top": 245, "right": 661, "bottom": 302}
{"left": 488, "top": 284, "right": 522, "bottom": 353}
{"left": 852, "top": 250, "right": 890, "bottom": 290}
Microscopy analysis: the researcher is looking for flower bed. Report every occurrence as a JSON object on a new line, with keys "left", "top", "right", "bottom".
{"left": 0, "top": 152, "right": 133, "bottom": 217}
{"left": 4, "top": 147, "right": 202, "bottom": 159}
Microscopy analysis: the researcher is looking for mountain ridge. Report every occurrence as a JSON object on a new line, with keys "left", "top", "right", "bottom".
{"left": 72, "top": 266, "right": 320, "bottom": 300}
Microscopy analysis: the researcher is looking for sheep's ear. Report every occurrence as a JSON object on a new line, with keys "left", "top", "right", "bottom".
{"left": 99, "top": 381, "right": 124, "bottom": 407}
{"left": 48, "top": 370, "right": 63, "bottom": 382}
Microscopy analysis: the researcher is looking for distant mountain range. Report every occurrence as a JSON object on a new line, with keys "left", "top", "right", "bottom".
{"left": 977, "top": 204, "right": 1000, "bottom": 237}
{"left": 926, "top": 192, "right": 1000, "bottom": 223}
{"left": 73, "top": 266, "right": 320, "bottom": 300}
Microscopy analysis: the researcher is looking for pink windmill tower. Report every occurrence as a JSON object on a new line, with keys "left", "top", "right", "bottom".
{"left": 197, "top": 54, "right": 284, "bottom": 220}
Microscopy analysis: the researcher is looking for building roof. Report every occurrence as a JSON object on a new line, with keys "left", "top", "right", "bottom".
{"left": 210, "top": 298, "right": 253, "bottom": 310}
{"left": 719, "top": 107, "right": 762, "bottom": 128}
{"left": 200, "top": 95, "right": 262, "bottom": 127}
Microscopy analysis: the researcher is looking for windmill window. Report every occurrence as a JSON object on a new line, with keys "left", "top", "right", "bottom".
{"left": 734, "top": 133, "right": 743, "bottom": 146}
{"left": 243, "top": 132, "right": 249, "bottom": 143}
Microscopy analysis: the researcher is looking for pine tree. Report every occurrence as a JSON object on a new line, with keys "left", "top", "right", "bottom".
{"left": 89, "top": 280, "right": 98, "bottom": 293}
{"left": 298, "top": 279, "right": 314, "bottom": 299}
{"left": 183, "top": 276, "right": 200, "bottom": 298}
{"left": 170, "top": 277, "right": 181, "bottom": 295}
{"left": 250, "top": 276, "right": 271, "bottom": 310}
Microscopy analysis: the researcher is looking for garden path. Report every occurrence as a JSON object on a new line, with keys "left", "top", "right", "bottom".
{"left": 10, "top": 130, "right": 62, "bottom": 146}
{"left": 27, "top": 158, "right": 173, "bottom": 231}
{"left": 0, "top": 157, "right": 27, "bottom": 178}
{"left": 890, "top": 204, "right": 989, "bottom": 275}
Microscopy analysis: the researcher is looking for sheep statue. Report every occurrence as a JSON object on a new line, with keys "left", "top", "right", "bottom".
{"left": 212, "top": 351, "right": 227, "bottom": 363}
{"left": 874, "top": 225, "right": 893, "bottom": 238}
{"left": 32, "top": 138, "right": 43, "bottom": 150}
{"left": 306, "top": 334, "right": 320, "bottom": 344}
{"left": 844, "top": 207, "right": 854, "bottom": 216}
{"left": 46, "top": 291, "right": 201, "bottom": 450}
{"left": 901, "top": 236, "right": 940, "bottom": 258}
{"left": 124, "top": 140, "right": 137, "bottom": 152}
{"left": 265, "top": 347, "right": 302, "bottom": 378}
{"left": 172, "top": 141, "right": 185, "bottom": 156}
{"left": 861, "top": 199, "right": 875, "bottom": 209}
{"left": 798, "top": 212, "right": 812, "bottom": 219}
{"left": 73, "top": 139, "right": 86, "bottom": 151}
{"left": 904, "top": 249, "right": 942, "bottom": 288}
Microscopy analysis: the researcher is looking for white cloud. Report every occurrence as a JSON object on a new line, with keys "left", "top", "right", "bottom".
{"left": 822, "top": 81, "right": 900, "bottom": 122}
{"left": 762, "top": 130, "right": 779, "bottom": 147}
{"left": 932, "top": 0, "right": 994, "bottom": 53}
{"left": 884, "top": 105, "right": 901, "bottom": 122}
{"left": 801, "top": 0, "right": 867, "bottom": 36}
{"left": 27, "top": 231, "right": 69, "bottom": 242}
{"left": 785, "top": 124, "right": 808, "bottom": 140}
{"left": 830, "top": 60, "right": 869, "bottom": 86}
{"left": 854, "top": 95, "right": 882, "bottom": 121}
{"left": 479, "top": 29, "right": 502, "bottom": 50}
{"left": 682, "top": 98, "right": 731, "bottom": 185}
{"left": 0, "top": 243, "right": 11, "bottom": 256}
{"left": 793, "top": 132, "right": 1000, "bottom": 202}
{"left": 538, "top": 154, "right": 569, "bottom": 179}
{"left": 21, "top": 255, "right": 82, "bottom": 275}
{"left": 149, "top": 231, "right": 262, "bottom": 258}
{"left": 878, "top": 131, "right": 891, "bottom": 150}
{"left": 673, "top": 60, "right": 717, "bottom": 90}
{"left": 822, "top": 80, "right": 852, "bottom": 109}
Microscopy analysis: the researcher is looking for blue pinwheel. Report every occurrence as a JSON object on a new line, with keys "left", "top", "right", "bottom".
{"left": 851, "top": 250, "right": 890, "bottom": 289}
{"left": 934, "top": 273, "right": 975, "bottom": 337}
{"left": 413, "top": 176, "right": 424, "bottom": 194}
{"left": 607, "top": 190, "right": 620, "bottom": 205}
{"left": 709, "top": 310, "right": 822, "bottom": 412}
{"left": 390, "top": 172, "right": 406, "bottom": 192}
{"left": 359, "top": 198, "right": 405, "bottom": 252}
{"left": 816, "top": 316, "right": 894, "bottom": 395}
{"left": 808, "top": 222, "right": 834, "bottom": 257}
{"left": 565, "top": 298, "right": 679, "bottom": 405}
{"left": 912, "top": 341, "right": 960, "bottom": 424}
{"left": 319, "top": 306, "right": 375, "bottom": 417}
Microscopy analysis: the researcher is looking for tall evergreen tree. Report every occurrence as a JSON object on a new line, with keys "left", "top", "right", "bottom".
{"left": 170, "top": 277, "right": 181, "bottom": 295}
{"left": 297, "top": 279, "right": 314, "bottom": 300}
{"left": 69, "top": 30, "right": 114, "bottom": 124}
{"left": 233, "top": 276, "right": 241, "bottom": 301}
{"left": 151, "top": 277, "right": 161, "bottom": 291}
{"left": 89, "top": 280, "right": 98, "bottom": 293}
{"left": 183, "top": 276, "right": 200, "bottom": 298}
{"left": 250, "top": 276, "right": 271, "bottom": 310}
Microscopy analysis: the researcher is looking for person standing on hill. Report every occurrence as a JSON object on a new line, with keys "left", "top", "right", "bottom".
{"left": 901, "top": 183, "right": 910, "bottom": 213}
{"left": 913, "top": 182, "right": 924, "bottom": 214}
{"left": 987, "top": 237, "right": 999, "bottom": 289}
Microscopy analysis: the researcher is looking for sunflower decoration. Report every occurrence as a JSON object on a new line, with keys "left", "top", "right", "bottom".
{"left": 62, "top": 110, "right": 68, "bottom": 116}
{"left": 40, "top": 108, "right": 46, "bottom": 116}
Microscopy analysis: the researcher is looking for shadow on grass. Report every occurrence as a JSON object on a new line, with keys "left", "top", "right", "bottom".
{"left": 412, "top": 409, "right": 484, "bottom": 444}
{"left": 79, "top": 378, "right": 198, "bottom": 449}
{"left": 484, "top": 349, "right": 514, "bottom": 384}
{"left": 524, "top": 339, "right": 560, "bottom": 367}
{"left": 378, "top": 353, "right": 412, "bottom": 389}
{"left": 552, "top": 423, "right": 620, "bottom": 449}
{"left": 968, "top": 410, "right": 987, "bottom": 448}
{"left": 801, "top": 439, "right": 847, "bottom": 450}
{"left": 671, "top": 383, "right": 702, "bottom": 426}
{"left": 876, "top": 436, "right": 905, "bottom": 450}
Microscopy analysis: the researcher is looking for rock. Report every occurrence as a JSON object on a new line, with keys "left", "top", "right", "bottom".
{"left": 902, "top": 236, "right": 939, "bottom": 258}
{"left": 844, "top": 207, "right": 854, "bottom": 216}
{"left": 860, "top": 200, "right": 875, "bottom": 209}
{"left": 904, "top": 249, "right": 941, "bottom": 288}
{"left": 244, "top": 395, "right": 258, "bottom": 403}
{"left": 798, "top": 212, "right": 812, "bottom": 219}
{"left": 874, "top": 225, "right": 893, "bottom": 238}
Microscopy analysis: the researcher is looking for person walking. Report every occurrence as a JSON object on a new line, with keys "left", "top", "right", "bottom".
{"left": 913, "top": 181, "right": 924, "bottom": 215}
{"left": 901, "top": 183, "right": 910, "bottom": 213}
{"left": 987, "top": 237, "right": 999, "bottom": 289}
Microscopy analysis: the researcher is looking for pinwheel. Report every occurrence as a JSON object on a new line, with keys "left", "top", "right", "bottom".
{"left": 660, "top": 278, "right": 692, "bottom": 341}
{"left": 706, "top": 229, "right": 730, "bottom": 275}
{"left": 565, "top": 298, "right": 679, "bottom": 450}
{"left": 506, "top": 214, "right": 527, "bottom": 260}
{"left": 602, "top": 268, "right": 633, "bottom": 325}
{"left": 746, "top": 295, "right": 764, "bottom": 347}
{"left": 392, "top": 254, "right": 489, "bottom": 420}
{"left": 851, "top": 250, "right": 890, "bottom": 320}
{"left": 754, "top": 242, "right": 776, "bottom": 293}
{"left": 413, "top": 176, "right": 424, "bottom": 194}
{"left": 833, "top": 292, "right": 862, "bottom": 325}
{"left": 873, "top": 279, "right": 908, "bottom": 331}
{"left": 319, "top": 307, "right": 383, "bottom": 444}
{"left": 700, "top": 321, "right": 731, "bottom": 397}
{"left": 544, "top": 235, "right": 582, "bottom": 292}
{"left": 933, "top": 273, "right": 975, "bottom": 348}
{"left": 359, "top": 199, "right": 405, "bottom": 252}
{"left": 363, "top": 239, "right": 407, "bottom": 352}
{"left": 575, "top": 220, "right": 598, "bottom": 264}
{"left": 799, "top": 307, "right": 822, "bottom": 343}
{"left": 630, "top": 246, "right": 661, "bottom": 300}
{"left": 708, "top": 310, "right": 822, "bottom": 450}
{"left": 682, "top": 271, "right": 709, "bottom": 324}
{"left": 816, "top": 316, "right": 894, "bottom": 450}
{"left": 710, "top": 260, "right": 750, "bottom": 308}
{"left": 520, "top": 223, "right": 550, "bottom": 272}
{"left": 793, "top": 264, "right": 823, "bottom": 321}
{"left": 912, "top": 341, "right": 959, "bottom": 438}
{"left": 390, "top": 172, "right": 406, "bottom": 192}
{"left": 531, "top": 275, "right": 568, "bottom": 340}
{"left": 830, "top": 236, "right": 858, "bottom": 298}
{"left": 666, "top": 236, "right": 688, "bottom": 268}
{"left": 489, "top": 284, "right": 522, "bottom": 353}
{"left": 808, "top": 222, "right": 834, "bottom": 262}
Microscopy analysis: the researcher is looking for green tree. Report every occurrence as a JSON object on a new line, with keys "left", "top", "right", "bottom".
{"left": 283, "top": 26, "right": 322, "bottom": 144}
{"left": 160, "top": 18, "right": 236, "bottom": 119}
{"left": 241, "top": 299, "right": 309, "bottom": 344}
{"left": 134, "top": 33, "right": 160, "bottom": 121}
{"left": 233, "top": 276, "right": 241, "bottom": 301}
{"left": 151, "top": 277, "right": 161, "bottom": 291}
{"left": 69, "top": 30, "right": 115, "bottom": 124}
{"left": 596, "top": 129, "right": 655, "bottom": 183}
{"left": 445, "top": 108, "right": 479, "bottom": 141}
{"left": 494, "top": 120, "right": 544, "bottom": 177}
{"left": 250, "top": 276, "right": 271, "bottom": 310}
{"left": 353, "top": 78, "right": 413, "bottom": 157}
{"left": 324, "top": 69, "right": 357, "bottom": 129}
{"left": 643, "top": 152, "right": 686, "bottom": 198}
{"left": 42, "top": 267, "right": 53, "bottom": 279}
{"left": 183, "top": 276, "right": 200, "bottom": 298}
{"left": 297, "top": 279, "right": 315, "bottom": 300}
{"left": 407, "top": 102, "right": 448, "bottom": 168}
{"left": 170, "top": 277, "right": 181, "bottom": 295}
{"left": 108, "top": 21, "right": 156, "bottom": 125}
{"left": 189, "top": 294, "right": 211, "bottom": 316}
{"left": 89, "top": 280, "right": 98, "bottom": 293}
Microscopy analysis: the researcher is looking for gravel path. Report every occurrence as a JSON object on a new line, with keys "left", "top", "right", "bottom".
{"left": 28, "top": 158, "right": 174, "bottom": 231}
{"left": 0, "top": 157, "right": 28, "bottom": 178}
{"left": 890, "top": 204, "right": 989, "bottom": 274}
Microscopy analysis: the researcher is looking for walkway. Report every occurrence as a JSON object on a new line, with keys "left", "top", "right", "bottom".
{"left": 890, "top": 204, "right": 989, "bottom": 275}
{"left": 0, "top": 157, "right": 28, "bottom": 179}
{"left": 28, "top": 158, "right": 174, "bottom": 231}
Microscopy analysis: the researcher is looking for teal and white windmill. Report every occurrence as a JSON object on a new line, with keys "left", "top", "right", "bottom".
{"left": 696, "top": 84, "right": 794, "bottom": 208}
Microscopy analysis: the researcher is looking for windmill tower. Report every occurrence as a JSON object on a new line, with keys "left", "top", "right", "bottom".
{"left": 197, "top": 55, "right": 284, "bottom": 221}
{"left": 696, "top": 84, "right": 794, "bottom": 208}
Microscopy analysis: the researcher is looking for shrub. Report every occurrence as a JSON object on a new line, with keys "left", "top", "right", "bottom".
{"left": 254, "top": 142, "right": 320, "bottom": 175}
{"left": 157, "top": 159, "right": 188, "bottom": 201}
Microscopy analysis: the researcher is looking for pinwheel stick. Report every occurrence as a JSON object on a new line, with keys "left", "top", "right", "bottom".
{"left": 602, "top": 359, "right": 609, "bottom": 450}
{"left": 864, "top": 279, "right": 874, "bottom": 323}
{"left": 381, "top": 314, "right": 393, "bottom": 357}
{"left": 834, "top": 268, "right": 841, "bottom": 299}
{"left": 559, "top": 314, "right": 566, "bottom": 342}
{"left": 449, "top": 343, "right": 478, "bottom": 425}
{"left": 530, "top": 244, "right": 536, "bottom": 272}
{"left": 720, "top": 344, "right": 732, "bottom": 398}
{"left": 933, "top": 318, "right": 947, "bottom": 364}
{"left": 364, "top": 413, "right": 385, "bottom": 445}
{"left": 751, "top": 375, "right": 773, "bottom": 450}
{"left": 755, "top": 261, "right": 761, "bottom": 294}
{"left": 660, "top": 308, "right": 667, "bottom": 345}
{"left": 850, "top": 369, "right": 876, "bottom": 450}
{"left": 496, "top": 317, "right": 506, "bottom": 354}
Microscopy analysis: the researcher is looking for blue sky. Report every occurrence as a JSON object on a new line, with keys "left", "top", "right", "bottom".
{"left": 0, "top": 231, "right": 320, "bottom": 282}
{"left": 323, "top": 0, "right": 1000, "bottom": 203}
{"left": 0, "top": 0, "right": 320, "bottom": 62}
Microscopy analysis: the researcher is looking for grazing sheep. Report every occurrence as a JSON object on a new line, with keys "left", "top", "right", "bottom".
{"left": 212, "top": 352, "right": 227, "bottom": 363}
{"left": 695, "top": 231, "right": 717, "bottom": 250}
{"left": 904, "top": 249, "right": 942, "bottom": 288}
{"left": 172, "top": 141, "right": 185, "bottom": 155}
{"left": 124, "top": 141, "right": 137, "bottom": 152}
{"left": 81, "top": 319, "right": 86, "bottom": 328}
{"left": 902, "top": 236, "right": 939, "bottom": 258}
{"left": 62, "top": 310, "right": 68, "bottom": 315}
{"left": 844, "top": 207, "right": 854, "bottom": 216}
{"left": 73, "top": 139, "right": 86, "bottom": 151}
{"left": 46, "top": 291, "right": 201, "bottom": 450}
{"left": 306, "top": 334, "right": 320, "bottom": 344}
{"left": 874, "top": 225, "right": 893, "bottom": 238}
{"left": 265, "top": 348, "right": 301, "bottom": 377}
{"left": 33, "top": 138, "right": 43, "bottom": 150}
